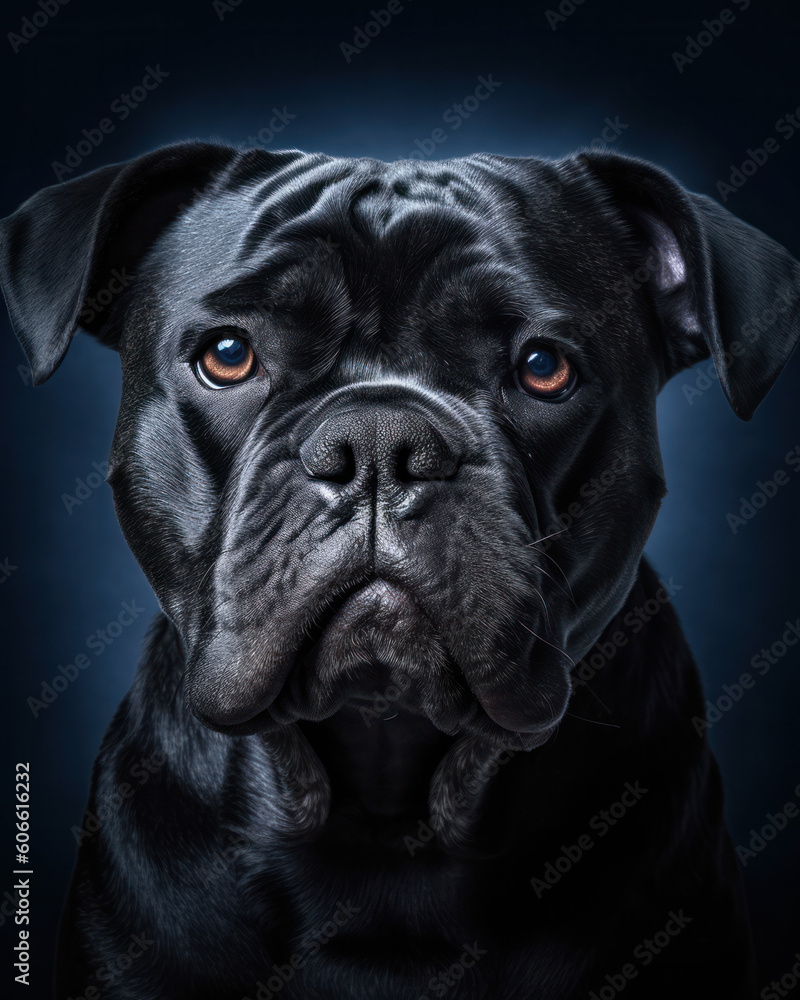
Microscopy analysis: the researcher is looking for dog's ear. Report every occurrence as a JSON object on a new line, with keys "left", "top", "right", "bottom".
{"left": 575, "top": 150, "right": 800, "bottom": 420}
{"left": 0, "top": 141, "right": 254, "bottom": 385}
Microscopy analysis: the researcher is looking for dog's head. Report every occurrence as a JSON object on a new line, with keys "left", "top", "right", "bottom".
{"left": 2, "top": 142, "right": 799, "bottom": 753}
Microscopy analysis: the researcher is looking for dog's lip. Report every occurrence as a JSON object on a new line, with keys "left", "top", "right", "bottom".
{"left": 294, "top": 578, "right": 399, "bottom": 662}
{"left": 267, "top": 592, "right": 570, "bottom": 745}
{"left": 268, "top": 579, "right": 432, "bottom": 723}
{"left": 202, "top": 690, "right": 560, "bottom": 752}
{"left": 187, "top": 578, "right": 571, "bottom": 742}
{"left": 187, "top": 578, "right": 409, "bottom": 731}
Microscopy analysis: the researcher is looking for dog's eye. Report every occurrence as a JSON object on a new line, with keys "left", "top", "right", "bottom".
{"left": 516, "top": 342, "right": 576, "bottom": 400}
{"left": 195, "top": 333, "right": 260, "bottom": 389}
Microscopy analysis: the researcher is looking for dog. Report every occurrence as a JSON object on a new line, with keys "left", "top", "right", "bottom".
{"left": 2, "top": 141, "right": 798, "bottom": 1000}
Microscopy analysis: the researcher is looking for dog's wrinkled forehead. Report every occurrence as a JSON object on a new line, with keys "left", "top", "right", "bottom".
{"left": 136, "top": 154, "right": 643, "bottom": 388}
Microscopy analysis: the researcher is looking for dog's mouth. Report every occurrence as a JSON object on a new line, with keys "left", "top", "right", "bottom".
{"left": 294, "top": 579, "right": 411, "bottom": 687}
{"left": 272, "top": 582, "right": 410, "bottom": 713}
{"left": 184, "top": 573, "right": 570, "bottom": 753}
{"left": 252, "top": 577, "right": 470, "bottom": 733}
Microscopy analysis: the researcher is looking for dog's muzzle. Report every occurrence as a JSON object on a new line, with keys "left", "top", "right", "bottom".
{"left": 182, "top": 382, "right": 572, "bottom": 749}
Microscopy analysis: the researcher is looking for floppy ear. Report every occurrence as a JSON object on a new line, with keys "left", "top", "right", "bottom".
{"left": 575, "top": 150, "right": 800, "bottom": 420}
{"left": 0, "top": 140, "right": 248, "bottom": 386}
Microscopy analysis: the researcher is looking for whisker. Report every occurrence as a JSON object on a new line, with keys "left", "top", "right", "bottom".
{"left": 537, "top": 549, "right": 575, "bottom": 599}
{"left": 576, "top": 679, "right": 615, "bottom": 717}
{"left": 533, "top": 564, "right": 574, "bottom": 606}
{"left": 565, "top": 712, "right": 620, "bottom": 729}
{"left": 526, "top": 527, "right": 568, "bottom": 546}
{"left": 519, "top": 621, "right": 575, "bottom": 667}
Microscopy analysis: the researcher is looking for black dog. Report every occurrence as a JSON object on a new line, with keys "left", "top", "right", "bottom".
{"left": 2, "top": 142, "right": 798, "bottom": 999}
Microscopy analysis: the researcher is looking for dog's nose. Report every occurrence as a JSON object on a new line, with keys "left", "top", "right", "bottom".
{"left": 299, "top": 405, "right": 461, "bottom": 486}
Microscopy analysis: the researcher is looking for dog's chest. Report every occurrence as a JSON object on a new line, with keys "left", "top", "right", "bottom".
{"left": 226, "top": 839, "right": 507, "bottom": 999}
{"left": 223, "top": 833, "right": 590, "bottom": 1000}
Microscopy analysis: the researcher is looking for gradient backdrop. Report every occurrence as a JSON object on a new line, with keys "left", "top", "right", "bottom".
{"left": 0, "top": 0, "right": 798, "bottom": 994}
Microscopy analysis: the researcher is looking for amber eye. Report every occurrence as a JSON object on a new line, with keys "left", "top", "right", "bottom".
{"left": 195, "top": 333, "right": 259, "bottom": 389}
{"left": 516, "top": 342, "right": 576, "bottom": 400}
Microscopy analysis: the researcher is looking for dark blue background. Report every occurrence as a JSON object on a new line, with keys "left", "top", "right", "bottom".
{"left": 1, "top": 0, "right": 798, "bottom": 995}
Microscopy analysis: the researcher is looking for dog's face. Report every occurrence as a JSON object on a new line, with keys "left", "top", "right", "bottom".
{"left": 109, "top": 156, "right": 668, "bottom": 749}
{"left": 2, "top": 144, "right": 799, "bottom": 753}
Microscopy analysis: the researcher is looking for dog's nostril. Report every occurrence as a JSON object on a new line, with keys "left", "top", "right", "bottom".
{"left": 300, "top": 440, "right": 357, "bottom": 484}
{"left": 397, "top": 440, "right": 460, "bottom": 482}
{"left": 395, "top": 446, "right": 415, "bottom": 483}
